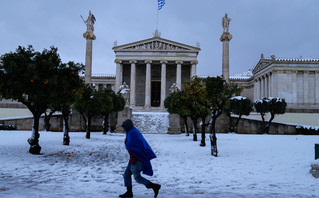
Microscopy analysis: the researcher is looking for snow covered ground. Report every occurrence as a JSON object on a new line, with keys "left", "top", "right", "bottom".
{"left": 0, "top": 130, "right": 318, "bottom": 198}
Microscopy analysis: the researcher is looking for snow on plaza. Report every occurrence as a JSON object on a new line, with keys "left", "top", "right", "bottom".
{"left": 0, "top": 130, "right": 318, "bottom": 198}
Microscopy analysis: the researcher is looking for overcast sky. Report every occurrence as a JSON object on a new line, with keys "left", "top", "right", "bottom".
{"left": 1, "top": 0, "right": 319, "bottom": 76}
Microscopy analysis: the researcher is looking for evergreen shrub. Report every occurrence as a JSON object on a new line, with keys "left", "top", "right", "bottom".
{"left": 296, "top": 125, "right": 319, "bottom": 135}
{"left": 0, "top": 124, "right": 17, "bottom": 130}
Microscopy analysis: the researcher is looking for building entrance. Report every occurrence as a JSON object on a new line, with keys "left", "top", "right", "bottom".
{"left": 151, "top": 81, "right": 161, "bottom": 107}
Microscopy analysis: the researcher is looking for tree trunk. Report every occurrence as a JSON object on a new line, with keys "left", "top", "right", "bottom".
{"left": 27, "top": 113, "right": 42, "bottom": 154}
{"left": 210, "top": 112, "right": 218, "bottom": 157}
{"left": 62, "top": 110, "right": 70, "bottom": 145}
{"left": 44, "top": 111, "right": 54, "bottom": 131}
{"left": 80, "top": 112, "right": 87, "bottom": 132}
{"left": 102, "top": 113, "right": 109, "bottom": 135}
{"left": 86, "top": 114, "right": 92, "bottom": 139}
{"left": 233, "top": 114, "right": 242, "bottom": 133}
{"left": 228, "top": 113, "right": 234, "bottom": 132}
{"left": 265, "top": 114, "right": 275, "bottom": 134}
{"left": 183, "top": 116, "right": 189, "bottom": 136}
{"left": 192, "top": 119, "right": 198, "bottom": 141}
{"left": 261, "top": 113, "right": 267, "bottom": 134}
{"left": 200, "top": 116, "right": 206, "bottom": 147}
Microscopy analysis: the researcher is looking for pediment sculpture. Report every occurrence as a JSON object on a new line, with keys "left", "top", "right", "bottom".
{"left": 123, "top": 40, "right": 190, "bottom": 51}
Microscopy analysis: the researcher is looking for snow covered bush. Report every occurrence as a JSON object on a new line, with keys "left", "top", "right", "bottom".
{"left": 227, "top": 96, "right": 253, "bottom": 132}
{"left": 254, "top": 97, "right": 287, "bottom": 134}
{"left": 0, "top": 124, "right": 17, "bottom": 130}
{"left": 296, "top": 125, "right": 319, "bottom": 135}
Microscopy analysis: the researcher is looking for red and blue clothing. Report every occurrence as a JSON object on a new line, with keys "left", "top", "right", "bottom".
{"left": 125, "top": 126, "right": 156, "bottom": 176}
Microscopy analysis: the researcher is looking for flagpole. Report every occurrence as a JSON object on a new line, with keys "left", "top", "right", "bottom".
{"left": 156, "top": 2, "right": 159, "bottom": 31}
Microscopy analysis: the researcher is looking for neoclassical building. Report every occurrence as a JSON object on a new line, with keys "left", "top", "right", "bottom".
{"left": 231, "top": 54, "right": 319, "bottom": 113}
{"left": 112, "top": 31, "right": 200, "bottom": 111}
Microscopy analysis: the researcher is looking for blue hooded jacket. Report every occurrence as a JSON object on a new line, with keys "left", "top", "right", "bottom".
{"left": 123, "top": 119, "right": 156, "bottom": 176}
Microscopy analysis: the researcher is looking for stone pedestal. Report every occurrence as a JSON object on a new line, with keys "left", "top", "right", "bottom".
{"left": 168, "top": 113, "right": 181, "bottom": 134}
{"left": 220, "top": 32, "right": 232, "bottom": 82}
{"left": 116, "top": 107, "right": 132, "bottom": 133}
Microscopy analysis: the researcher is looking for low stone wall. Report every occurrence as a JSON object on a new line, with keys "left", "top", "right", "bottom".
{"left": 178, "top": 114, "right": 297, "bottom": 135}
{"left": 0, "top": 115, "right": 63, "bottom": 131}
{"left": 0, "top": 111, "right": 118, "bottom": 132}
{"left": 233, "top": 117, "right": 297, "bottom": 134}
{"left": 0, "top": 110, "right": 298, "bottom": 135}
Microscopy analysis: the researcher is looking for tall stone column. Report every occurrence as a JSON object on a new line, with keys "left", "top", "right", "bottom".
{"left": 220, "top": 32, "right": 232, "bottom": 82}
{"left": 261, "top": 76, "right": 265, "bottom": 98}
{"left": 268, "top": 73, "right": 272, "bottom": 97}
{"left": 114, "top": 59, "right": 123, "bottom": 93}
{"left": 191, "top": 60, "right": 198, "bottom": 78}
{"left": 144, "top": 60, "right": 152, "bottom": 109}
{"left": 254, "top": 79, "right": 259, "bottom": 101}
{"left": 160, "top": 61, "right": 168, "bottom": 108}
{"left": 129, "top": 60, "right": 137, "bottom": 107}
{"left": 176, "top": 61, "right": 183, "bottom": 89}
{"left": 303, "top": 71, "right": 309, "bottom": 104}
{"left": 83, "top": 31, "right": 96, "bottom": 84}
{"left": 292, "top": 71, "right": 297, "bottom": 104}
{"left": 316, "top": 71, "right": 319, "bottom": 104}
{"left": 256, "top": 79, "right": 261, "bottom": 99}
{"left": 272, "top": 71, "right": 278, "bottom": 97}
{"left": 265, "top": 76, "right": 268, "bottom": 97}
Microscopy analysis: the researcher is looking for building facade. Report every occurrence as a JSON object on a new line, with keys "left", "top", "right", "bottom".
{"left": 112, "top": 32, "right": 200, "bottom": 111}
{"left": 231, "top": 54, "right": 319, "bottom": 113}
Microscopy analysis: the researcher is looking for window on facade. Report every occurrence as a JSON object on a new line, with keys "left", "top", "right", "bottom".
{"left": 106, "top": 84, "right": 112, "bottom": 90}
{"left": 98, "top": 84, "right": 104, "bottom": 90}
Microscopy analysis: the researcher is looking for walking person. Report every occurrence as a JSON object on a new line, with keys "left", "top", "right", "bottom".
{"left": 119, "top": 119, "right": 161, "bottom": 198}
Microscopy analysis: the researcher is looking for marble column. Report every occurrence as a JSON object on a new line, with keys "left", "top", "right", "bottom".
{"left": 144, "top": 60, "right": 152, "bottom": 108}
{"left": 220, "top": 32, "right": 232, "bottom": 82}
{"left": 268, "top": 73, "right": 272, "bottom": 97}
{"left": 129, "top": 60, "right": 137, "bottom": 107}
{"left": 316, "top": 71, "right": 319, "bottom": 104}
{"left": 265, "top": 76, "right": 268, "bottom": 97}
{"left": 83, "top": 31, "right": 96, "bottom": 84}
{"left": 272, "top": 71, "right": 278, "bottom": 97}
{"left": 261, "top": 77, "right": 264, "bottom": 98}
{"left": 254, "top": 80, "right": 258, "bottom": 101}
{"left": 114, "top": 59, "right": 123, "bottom": 93}
{"left": 303, "top": 71, "right": 309, "bottom": 104}
{"left": 292, "top": 71, "right": 297, "bottom": 104}
{"left": 190, "top": 60, "right": 198, "bottom": 78}
{"left": 176, "top": 61, "right": 183, "bottom": 89}
{"left": 160, "top": 61, "right": 168, "bottom": 108}
{"left": 257, "top": 78, "right": 261, "bottom": 99}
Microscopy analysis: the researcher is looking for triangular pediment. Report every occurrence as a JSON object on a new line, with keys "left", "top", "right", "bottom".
{"left": 113, "top": 37, "right": 200, "bottom": 52}
{"left": 252, "top": 59, "right": 273, "bottom": 74}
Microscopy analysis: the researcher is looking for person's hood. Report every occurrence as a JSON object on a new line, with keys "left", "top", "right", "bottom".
{"left": 122, "top": 119, "right": 134, "bottom": 132}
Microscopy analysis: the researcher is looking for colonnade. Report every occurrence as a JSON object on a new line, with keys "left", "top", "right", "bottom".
{"left": 254, "top": 70, "right": 319, "bottom": 104}
{"left": 115, "top": 59, "right": 198, "bottom": 109}
{"left": 254, "top": 72, "right": 273, "bottom": 100}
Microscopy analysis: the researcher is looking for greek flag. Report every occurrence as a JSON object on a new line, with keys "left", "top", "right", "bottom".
{"left": 158, "top": 0, "right": 165, "bottom": 10}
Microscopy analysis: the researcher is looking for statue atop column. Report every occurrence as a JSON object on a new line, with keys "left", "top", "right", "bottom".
{"left": 220, "top": 13, "right": 232, "bottom": 82}
{"left": 82, "top": 10, "right": 96, "bottom": 40}
{"left": 222, "top": 13, "right": 231, "bottom": 33}
{"left": 84, "top": 10, "right": 96, "bottom": 32}
{"left": 82, "top": 10, "right": 96, "bottom": 84}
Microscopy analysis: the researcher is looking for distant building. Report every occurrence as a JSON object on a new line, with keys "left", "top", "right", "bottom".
{"left": 91, "top": 74, "right": 115, "bottom": 91}
{"left": 230, "top": 54, "right": 319, "bottom": 113}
